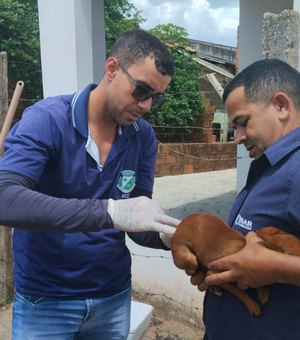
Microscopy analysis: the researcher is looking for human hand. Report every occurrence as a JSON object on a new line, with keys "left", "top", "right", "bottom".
{"left": 190, "top": 270, "right": 209, "bottom": 291}
{"left": 185, "top": 268, "right": 224, "bottom": 293}
{"left": 205, "top": 231, "right": 277, "bottom": 289}
{"left": 107, "top": 196, "right": 180, "bottom": 234}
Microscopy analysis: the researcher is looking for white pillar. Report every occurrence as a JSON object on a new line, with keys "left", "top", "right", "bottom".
{"left": 37, "top": 0, "right": 106, "bottom": 98}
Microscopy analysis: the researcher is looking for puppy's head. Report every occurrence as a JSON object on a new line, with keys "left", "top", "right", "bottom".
{"left": 257, "top": 226, "right": 300, "bottom": 256}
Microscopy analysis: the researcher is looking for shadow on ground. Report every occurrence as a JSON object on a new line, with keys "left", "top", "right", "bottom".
{"left": 163, "top": 190, "right": 236, "bottom": 221}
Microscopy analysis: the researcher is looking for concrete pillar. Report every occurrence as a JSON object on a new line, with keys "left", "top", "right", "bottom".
{"left": 37, "top": 0, "right": 106, "bottom": 98}
{"left": 262, "top": 9, "right": 300, "bottom": 70}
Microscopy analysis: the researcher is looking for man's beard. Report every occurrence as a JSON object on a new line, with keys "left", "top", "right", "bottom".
{"left": 102, "top": 98, "right": 125, "bottom": 126}
{"left": 105, "top": 101, "right": 146, "bottom": 127}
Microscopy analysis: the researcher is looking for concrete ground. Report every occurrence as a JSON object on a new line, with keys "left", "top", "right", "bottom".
{"left": 0, "top": 168, "right": 237, "bottom": 339}
{"left": 153, "top": 168, "right": 236, "bottom": 222}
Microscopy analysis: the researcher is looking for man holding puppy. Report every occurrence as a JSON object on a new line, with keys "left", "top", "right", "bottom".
{"left": 179, "top": 59, "right": 300, "bottom": 339}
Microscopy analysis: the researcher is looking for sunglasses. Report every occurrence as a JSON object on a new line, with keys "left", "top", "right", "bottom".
{"left": 119, "top": 62, "right": 167, "bottom": 110}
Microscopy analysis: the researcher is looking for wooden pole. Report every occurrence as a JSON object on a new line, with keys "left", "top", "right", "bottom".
{"left": 0, "top": 52, "right": 14, "bottom": 305}
{"left": 0, "top": 80, "right": 24, "bottom": 155}
{"left": 0, "top": 52, "right": 8, "bottom": 129}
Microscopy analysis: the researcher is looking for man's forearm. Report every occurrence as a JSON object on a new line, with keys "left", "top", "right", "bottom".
{"left": 0, "top": 171, "right": 112, "bottom": 232}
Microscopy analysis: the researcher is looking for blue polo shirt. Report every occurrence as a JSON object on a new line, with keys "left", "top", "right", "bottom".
{"left": 0, "top": 84, "right": 158, "bottom": 298}
{"left": 204, "top": 127, "right": 300, "bottom": 339}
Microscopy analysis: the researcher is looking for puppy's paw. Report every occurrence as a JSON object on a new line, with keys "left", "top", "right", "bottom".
{"left": 257, "top": 286, "right": 270, "bottom": 305}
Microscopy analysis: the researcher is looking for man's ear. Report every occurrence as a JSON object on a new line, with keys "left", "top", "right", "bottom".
{"left": 272, "top": 92, "right": 291, "bottom": 121}
{"left": 106, "top": 57, "right": 119, "bottom": 80}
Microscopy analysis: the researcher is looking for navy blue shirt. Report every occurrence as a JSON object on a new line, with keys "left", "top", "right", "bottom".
{"left": 204, "top": 127, "right": 300, "bottom": 339}
{"left": 0, "top": 84, "right": 163, "bottom": 298}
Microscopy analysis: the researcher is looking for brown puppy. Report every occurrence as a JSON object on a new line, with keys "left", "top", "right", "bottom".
{"left": 171, "top": 213, "right": 266, "bottom": 317}
{"left": 256, "top": 226, "right": 300, "bottom": 256}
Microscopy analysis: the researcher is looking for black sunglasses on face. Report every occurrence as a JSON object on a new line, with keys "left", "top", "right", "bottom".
{"left": 119, "top": 62, "right": 167, "bottom": 110}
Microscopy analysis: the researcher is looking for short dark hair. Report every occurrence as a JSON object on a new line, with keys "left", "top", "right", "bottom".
{"left": 109, "top": 29, "right": 174, "bottom": 77}
{"left": 223, "top": 58, "right": 300, "bottom": 109}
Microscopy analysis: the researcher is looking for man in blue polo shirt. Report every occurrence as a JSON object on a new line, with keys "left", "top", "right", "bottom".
{"left": 177, "top": 59, "right": 300, "bottom": 339}
{"left": 0, "top": 29, "right": 179, "bottom": 339}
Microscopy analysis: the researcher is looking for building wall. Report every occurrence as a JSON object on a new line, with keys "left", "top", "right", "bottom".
{"left": 189, "top": 39, "right": 236, "bottom": 64}
{"left": 156, "top": 142, "right": 236, "bottom": 177}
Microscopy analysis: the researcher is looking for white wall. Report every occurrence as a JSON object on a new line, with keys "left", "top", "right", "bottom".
{"left": 127, "top": 239, "right": 204, "bottom": 311}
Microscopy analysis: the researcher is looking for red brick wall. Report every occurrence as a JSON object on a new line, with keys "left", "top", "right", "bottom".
{"left": 155, "top": 142, "right": 236, "bottom": 177}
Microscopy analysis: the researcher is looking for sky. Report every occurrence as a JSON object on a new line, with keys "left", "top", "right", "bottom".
{"left": 129, "top": 0, "right": 239, "bottom": 47}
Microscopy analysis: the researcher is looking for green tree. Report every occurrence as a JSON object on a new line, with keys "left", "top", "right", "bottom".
{"left": 0, "top": 0, "right": 42, "bottom": 101}
{"left": 0, "top": 1, "right": 205, "bottom": 134}
{"left": 145, "top": 24, "right": 205, "bottom": 129}
{"left": 104, "top": 0, "right": 145, "bottom": 53}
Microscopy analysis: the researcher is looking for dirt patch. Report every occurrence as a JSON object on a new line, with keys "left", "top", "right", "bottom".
{"left": 133, "top": 290, "right": 205, "bottom": 340}
{"left": 147, "top": 309, "right": 204, "bottom": 340}
{"left": 0, "top": 304, "right": 12, "bottom": 340}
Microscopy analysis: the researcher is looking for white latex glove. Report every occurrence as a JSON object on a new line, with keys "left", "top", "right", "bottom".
{"left": 159, "top": 232, "right": 173, "bottom": 248}
{"left": 107, "top": 196, "right": 180, "bottom": 234}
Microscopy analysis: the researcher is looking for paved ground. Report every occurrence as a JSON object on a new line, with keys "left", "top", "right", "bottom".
{"left": 0, "top": 168, "right": 237, "bottom": 339}
{"left": 153, "top": 168, "right": 236, "bottom": 222}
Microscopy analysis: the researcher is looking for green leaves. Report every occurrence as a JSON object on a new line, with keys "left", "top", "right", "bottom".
{"left": 149, "top": 23, "right": 189, "bottom": 47}
{"left": 0, "top": 0, "right": 42, "bottom": 101}
{"left": 104, "top": 0, "right": 145, "bottom": 53}
{"left": 1, "top": 0, "right": 205, "bottom": 131}
{"left": 145, "top": 24, "right": 205, "bottom": 129}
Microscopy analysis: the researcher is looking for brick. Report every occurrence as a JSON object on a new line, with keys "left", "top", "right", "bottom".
{"left": 156, "top": 164, "right": 170, "bottom": 176}
{"left": 183, "top": 164, "right": 194, "bottom": 174}
{"left": 158, "top": 144, "right": 169, "bottom": 154}
{"left": 169, "top": 163, "right": 183, "bottom": 175}
{"left": 156, "top": 154, "right": 166, "bottom": 164}
{"left": 166, "top": 154, "right": 177, "bottom": 164}
{"left": 155, "top": 142, "right": 236, "bottom": 177}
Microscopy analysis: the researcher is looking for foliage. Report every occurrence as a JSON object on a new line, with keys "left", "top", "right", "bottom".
{"left": 0, "top": 0, "right": 42, "bottom": 101}
{"left": 148, "top": 23, "right": 190, "bottom": 46}
{"left": 104, "top": 0, "right": 145, "bottom": 53}
{"left": 0, "top": 1, "right": 205, "bottom": 131}
{"left": 145, "top": 24, "right": 205, "bottom": 128}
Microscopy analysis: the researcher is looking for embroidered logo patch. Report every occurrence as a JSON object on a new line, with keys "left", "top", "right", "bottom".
{"left": 234, "top": 214, "right": 253, "bottom": 231}
{"left": 117, "top": 170, "right": 136, "bottom": 194}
